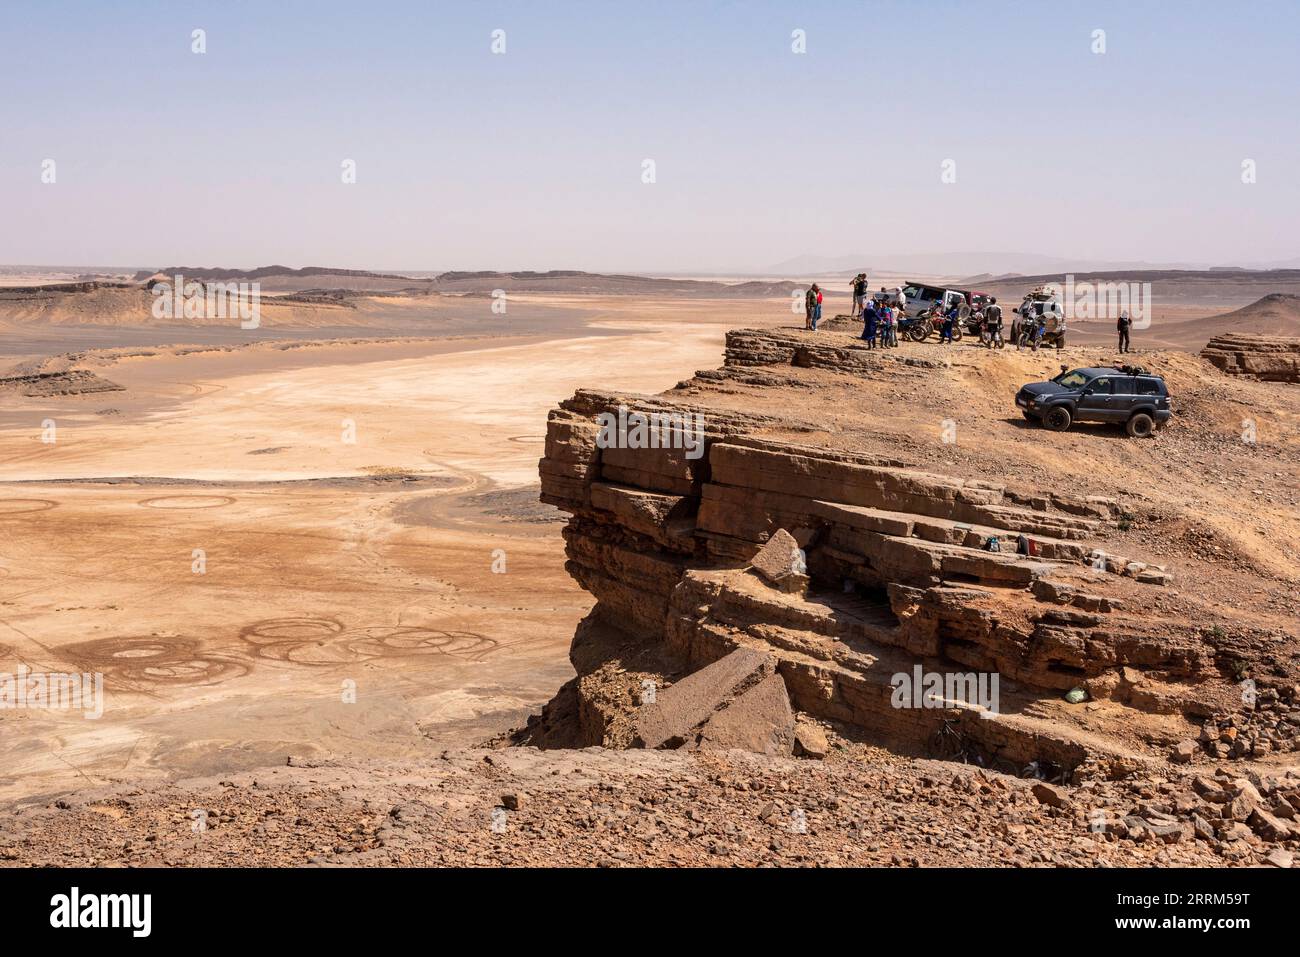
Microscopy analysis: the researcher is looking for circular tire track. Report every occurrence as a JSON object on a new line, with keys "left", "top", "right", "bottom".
{"left": 239, "top": 617, "right": 350, "bottom": 666}
{"left": 0, "top": 499, "right": 58, "bottom": 515}
{"left": 138, "top": 495, "right": 236, "bottom": 510}
{"left": 237, "top": 619, "right": 499, "bottom": 666}
{"left": 61, "top": 636, "right": 249, "bottom": 687}
{"left": 343, "top": 626, "right": 498, "bottom": 662}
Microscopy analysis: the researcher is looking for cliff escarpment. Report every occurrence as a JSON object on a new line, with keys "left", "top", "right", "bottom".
{"left": 518, "top": 327, "right": 1300, "bottom": 791}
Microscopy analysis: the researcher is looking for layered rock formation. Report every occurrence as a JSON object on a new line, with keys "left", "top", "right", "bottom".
{"left": 524, "top": 328, "right": 1290, "bottom": 790}
{"left": 1201, "top": 333, "right": 1300, "bottom": 382}
{"left": 0, "top": 369, "right": 123, "bottom": 396}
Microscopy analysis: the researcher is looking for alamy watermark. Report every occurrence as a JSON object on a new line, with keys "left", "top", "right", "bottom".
{"left": 1, "top": 665, "right": 104, "bottom": 719}
{"left": 50, "top": 887, "right": 150, "bottom": 937}
{"left": 890, "top": 665, "right": 1000, "bottom": 718}
{"left": 151, "top": 273, "right": 261, "bottom": 329}
{"left": 594, "top": 404, "right": 705, "bottom": 460}
{"left": 1058, "top": 274, "right": 1152, "bottom": 328}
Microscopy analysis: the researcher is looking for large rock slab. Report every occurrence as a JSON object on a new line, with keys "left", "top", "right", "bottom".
{"left": 696, "top": 673, "right": 795, "bottom": 755}
{"left": 589, "top": 482, "right": 694, "bottom": 549}
{"left": 633, "top": 647, "right": 773, "bottom": 748}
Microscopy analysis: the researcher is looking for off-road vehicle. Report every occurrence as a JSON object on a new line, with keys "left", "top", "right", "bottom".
{"left": 1015, "top": 364, "right": 1171, "bottom": 437}
{"left": 1013, "top": 295, "right": 1067, "bottom": 349}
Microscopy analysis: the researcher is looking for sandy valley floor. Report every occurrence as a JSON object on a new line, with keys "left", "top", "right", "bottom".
{"left": 0, "top": 298, "right": 788, "bottom": 803}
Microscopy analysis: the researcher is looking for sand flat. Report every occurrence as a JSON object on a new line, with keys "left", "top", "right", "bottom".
{"left": 0, "top": 300, "right": 776, "bottom": 801}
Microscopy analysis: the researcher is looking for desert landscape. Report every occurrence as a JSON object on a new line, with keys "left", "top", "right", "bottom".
{"left": 0, "top": 275, "right": 795, "bottom": 803}
{"left": 1, "top": 265, "right": 1298, "bottom": 873}
{"left": 5, "top": 13, "right": 1300, "bottom": 940}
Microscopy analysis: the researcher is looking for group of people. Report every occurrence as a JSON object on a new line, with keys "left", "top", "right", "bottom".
{"left": 859, "top": 296, "right": 901, "bottom": 348}
{"left": 803, "top": 275, "right": 1139, "bottom": 356}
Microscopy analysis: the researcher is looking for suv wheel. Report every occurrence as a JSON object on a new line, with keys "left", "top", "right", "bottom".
{"left": 1126, "top": 412, "right": 1154, "bottom": 438}
{"left": 1043, "top": 406, "right": 1072, "bottom": 432}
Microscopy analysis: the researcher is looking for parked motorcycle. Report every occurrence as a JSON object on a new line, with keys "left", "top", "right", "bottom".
{"left": 898, "top": 313, "right": 933, "bottom": 342}
{"left": 914, "top": 306, "right": 962, "bottom": 342}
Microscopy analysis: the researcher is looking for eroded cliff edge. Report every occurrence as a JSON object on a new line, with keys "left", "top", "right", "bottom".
{"left": 510, "top": 325, "right": 1300, "bottom": 852}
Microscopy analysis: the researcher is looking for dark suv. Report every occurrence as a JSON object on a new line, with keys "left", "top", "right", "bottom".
{"left": 1015, "top": 365, "right": 1171, "bottom": 437}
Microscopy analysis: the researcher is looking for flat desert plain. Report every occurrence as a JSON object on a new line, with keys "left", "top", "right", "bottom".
{"left": 0, "top": 295, "right": 791, "bottom": 803}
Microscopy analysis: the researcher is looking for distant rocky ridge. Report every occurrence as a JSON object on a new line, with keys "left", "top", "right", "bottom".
{"left": 121, "top": 266, "right": 805, "bottom": 298}
{"left": 131, "top": 265, "right": 413, "bottom": 282}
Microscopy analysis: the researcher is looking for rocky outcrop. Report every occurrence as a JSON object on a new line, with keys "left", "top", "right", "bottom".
{"left": 1201, "top": 334, "right": 1300, "bottom": 382}
{"left": 0, "top": 369, "right": 124, "bottom": 396}
{"left": 528, "top": 327, "right": 1276, "bottom": 782}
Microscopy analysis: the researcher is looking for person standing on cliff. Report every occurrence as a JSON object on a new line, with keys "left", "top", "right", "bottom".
{"left": 1117, "top": 310, "right": 1132, "bottom": 353}
{"left": 851, "top": 273, "right": 868, "bottom": 318}
{"left": 805, "top": 285, "right": 817, "bottom": 330}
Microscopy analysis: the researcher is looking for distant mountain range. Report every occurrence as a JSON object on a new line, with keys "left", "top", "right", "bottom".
{"left": 132, "top": 265, "right": 412, "bottom": 282}
{"left": 761, "top": 252, "right": 1300, "bottom": 279}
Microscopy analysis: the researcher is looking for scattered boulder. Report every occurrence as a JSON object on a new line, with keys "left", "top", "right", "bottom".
{"left": 792, "top": 720, "right": 830, "bottom": 759}
{"left": 1031, "top": 782, "right": 1070, "bottom": 808}
{"left": 1191, "top": 813, "right": 1216, "bottom": 842}
{"left": 1265, "top": 848, "right": 1294, "bottom": 869}
{"left": 1248, "top": 807, "right": 1293, "bottom": 842}
{"left": 1171, "top": 740, "right": 1197, "bottom": 764}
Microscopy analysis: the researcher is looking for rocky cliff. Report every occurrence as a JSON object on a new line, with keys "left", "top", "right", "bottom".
{"left": 521, "top": 327, "right": 1300, "bottom": 794}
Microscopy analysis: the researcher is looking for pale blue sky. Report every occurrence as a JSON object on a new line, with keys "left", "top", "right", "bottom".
{"left": 2, "top": 0, "right": 1296, "bottom": 272}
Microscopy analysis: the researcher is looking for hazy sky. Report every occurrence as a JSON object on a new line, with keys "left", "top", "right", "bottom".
{"left": 3, "top": 0, "right": 1297, "bottom": 273}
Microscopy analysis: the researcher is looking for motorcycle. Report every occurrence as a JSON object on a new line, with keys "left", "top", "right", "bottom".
{"left": 920, "top": 305, "right": 963, "bottom": 342}
{"left": 898, "top": 312, "right": 933, "bottom": 342}
{"left": 1016, "top": 318, "right": 1044, "bottom": 350}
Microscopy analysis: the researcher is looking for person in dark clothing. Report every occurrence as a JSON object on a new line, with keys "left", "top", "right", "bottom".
{"left": 941, "top": 301, "right": 958, "bottom": 344}
{"left": 862, "top": 300, "right": 878, "bottom": 348}
{"left": 1117, "top": 310, "right": 1132, "bottom": 353}
{"left": 851, "top": 273, "right": 868, "bottom": 318}
{"left": 805, "top": 286, "right": 817, "bottom": 330}
{"left": 984, "top": 297, "right": 1003, "bottom": 348}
